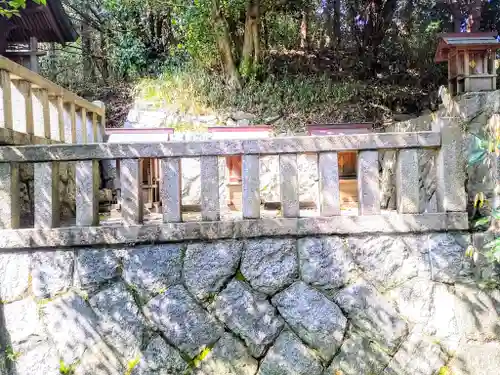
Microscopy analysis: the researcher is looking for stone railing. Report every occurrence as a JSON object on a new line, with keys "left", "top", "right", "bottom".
{"left": 0, "top": 125, "right": 468, "bottom": 249}
{"left": 0, "top": 56, "right": 105, "bottom": 145}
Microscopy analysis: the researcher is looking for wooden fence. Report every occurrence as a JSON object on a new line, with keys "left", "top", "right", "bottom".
{"left": 0, "top": 56, "right": 105, "bottom": 145}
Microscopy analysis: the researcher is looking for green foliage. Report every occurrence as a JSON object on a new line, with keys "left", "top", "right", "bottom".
{"left": 124, "top": 354, "right": 141, "bottom": 375}
{"left": 192, "top": 346, "right": 212, "bottom": 368}
{"left": 235, "top": 270, "right": 247, "bottom": 281}
{"left": 0, "top": 0, "right": 46, "bottom": 18}
{"left": 4, "top": 346, "right": 21, "bottom": 363}
{"left": 59, "top": 360, "right": 77, "bottom": 375}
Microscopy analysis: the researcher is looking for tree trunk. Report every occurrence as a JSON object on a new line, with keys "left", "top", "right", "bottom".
{"left": 240, "top": 0, "right": 260, "bottom": 76}
{"left": 300, "top": 7, "right": 309, "bottom": 49}
{"left": 469, "top": 0, "right": 483, "bottom": 31}
{"left": 324, "top": 0, "right": 334, "bottom": 48}
{"left": 212, "top": 0, "right": 242, "bottom": 89}
{"left": 333, "top": 0, "right": 341, "bottom": 46}
{"left": 81, "top": 21, "right": 94, "bottom": 80}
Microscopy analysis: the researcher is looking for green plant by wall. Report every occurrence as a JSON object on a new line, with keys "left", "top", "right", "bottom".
{"left": 59, "top": 360, "right": 77, "bottom": 375}
{"left": 4, "top": 346, "right": 21, "bottom": 363}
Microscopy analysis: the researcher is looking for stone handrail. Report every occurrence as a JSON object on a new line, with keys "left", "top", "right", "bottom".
{"left": 0, "top": 56, "right": 105, "bottom": 145}
{"left": 0, "top": 128, "right": 468, "bottom": 249}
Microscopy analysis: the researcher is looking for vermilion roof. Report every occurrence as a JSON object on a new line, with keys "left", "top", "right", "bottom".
{"left": 435, "top": 32, "right": 500, "bottom": 63}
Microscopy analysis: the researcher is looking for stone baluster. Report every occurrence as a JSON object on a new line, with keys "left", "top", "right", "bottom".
{"left": 242, "top": 154, "right": 260, "bottom": 219}
{"left": 279, "top": 154, "right": 299, "bottom": 218}
{"left": 76, "top": 160, "right": 100, "bottom": 226}
{"left": 433, "top": 118, "right": 467, "bottom": 212}
{"left": 396, "top": 149, "right": 420, "bottom": 213}
{"left": 120, "top": 158, "right": 143, "bottom": 224}
{"left": 0, "top": 70, "right": 13, "bottom": 130}
{"left": 0, "top": 162, "right": 20, "bottom": 229}
{"left": 161, "top": 158, "right": 182, "bottom": 223}
{"left": 358, "top": 151, "right": 381, "bottom": 215}
{"left": 201, "top": 156, "right": 220, "bottom": 221}
{"left": 34, "top": 162, "right": 60, "bottom": 228}
{"left": 318, "top": 152, "right": 341, "bottom": 216}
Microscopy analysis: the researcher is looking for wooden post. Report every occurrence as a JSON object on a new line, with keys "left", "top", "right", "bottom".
{"left": 464, "top": 50, "right": 470, "bottom": 92}
{"left": 70, "top": 103, "right": 77, "bottom": 143}
{"left": 81, "top": 108, "right": 88, "bottom": 143}
{"left": 29, "top": 37, "right": 39, "bottom": 73}
{"left": 0, "top": 70, "right": 13, "bottom": 129}
{"left": 41, "top": 89, "right": 51, "bottom": 139}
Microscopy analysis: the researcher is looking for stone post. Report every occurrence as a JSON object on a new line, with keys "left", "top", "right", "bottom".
{"left": 358, "top": 151, "right": 381, "bottom": 215}
{"left": 161, "top": 158, "right": 182, "bottom": 223}
{"left": 0, "top": 162, "right": 20, "bottom": 229}
{"left": 279, "top": 154, "right": 299, "bottom": 218}
{"left": 433, "top": 118, "right": 467, "bottom": 212}
{"left": 76, "top": 160, "right": 99, "bottom": 226}
{"left": 201, "top": 156, "right": 220, "bottom": 221}
{"left": 120, "top": 159, "right": 143, "bottom": 224}
{"left": 34, "top": 162, "right": 60, "bottom": 228}
{"left": 242, "top": 154, "right": 260, "bottom": 219}
{"left": 396, "top": 149, "right": 419, "bottom": 213}
{"left": 318, "top": 152, "right": 340, "bottom": 216}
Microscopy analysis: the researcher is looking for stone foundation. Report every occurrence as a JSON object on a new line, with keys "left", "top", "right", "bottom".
{"left": 1, "top": 232, "right": 498, "bottom": 375}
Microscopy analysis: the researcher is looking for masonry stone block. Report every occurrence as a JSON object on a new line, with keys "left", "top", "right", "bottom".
{"left": 120, "top": 244, "right": 183, "bottom": 299}
{"left": 214, "top": 280, "right": 284, "bottom": 358}
{"left": 326, "top": 331, "right": 390, "bottom": 375}
{"left": 195, "top": 333, "right": 258, "bottom": 375}
{"left": 31, "top": 250, "right": 74, "bottom": 299}
{"left": 242, "top": 154, "right": 260, "bottom": 219}
{"left": 144, "top": 285, "right": 223, "bottom": 358}
{"left": 241, "top": 238, "right": 298, "bottom": 295}
{"left": 298, "top": 236, "right": 356, "bottom": 297}
{"left": 0, "top": 251, "right": 30, "bottom": 302}
{"left": 333, "top": 280, "right": 408, "bottom": 352}
{"left": 40, "top": 292, "right": 106, "bottom": 364}
{"left": 272, "top": 281, "right": 347, "bottom": 362}
{"left": 11, "top": 341, "right": 60, "bottom": 375}
{"left": 90, "top": 282, "right": 150, "bottom": 359}
{"left": 258, "top": 330, "right": 323, "bottom": 375}
{"left": 347, "top": 235, "right": 423, "bottom": 290}
{"left": 3, "top": 298, "right": 45, "bottom": 351}
{"left": 133, "top": 337, "right": 188, "bottom": 375}
{"left": 76, "top": 248, "right": 120, "bottom": 292}
{"left": 184, "top": 240, "right": 243, "bottom": 302}
{"left": 161, "top": 158, "right": 182, "bottom": 223}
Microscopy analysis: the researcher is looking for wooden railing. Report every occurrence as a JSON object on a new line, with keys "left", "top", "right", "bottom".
{"left": 0, "top": 126, "right": 469, "bottom": 249}
{"left": 0, "top": 56, "right": 105, "bottom": 145}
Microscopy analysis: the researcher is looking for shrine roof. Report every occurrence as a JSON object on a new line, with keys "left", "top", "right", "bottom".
{"left": 435, "top": 32, "right": 500, "bottom": 62}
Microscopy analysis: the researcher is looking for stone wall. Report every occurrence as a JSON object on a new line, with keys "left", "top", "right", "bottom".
{"left": 1, "top": 232, "right": 499, "bottom": 375}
